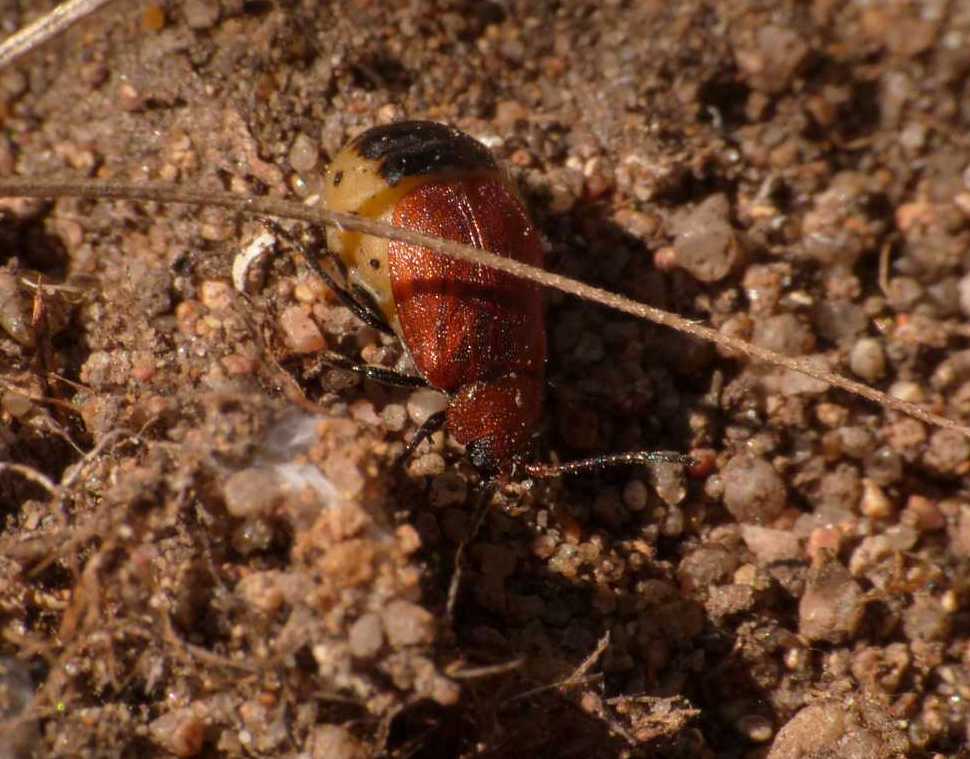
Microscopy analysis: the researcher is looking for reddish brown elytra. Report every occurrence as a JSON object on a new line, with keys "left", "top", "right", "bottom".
{"left": 321, "top": 121, "right": 681, "bottom": 476}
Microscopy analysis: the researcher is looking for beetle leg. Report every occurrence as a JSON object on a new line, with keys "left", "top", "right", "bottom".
{"left": 259, "top": 217, "right": 396, "bottom": 336}
{"left": 306, "top": 349, "right": 443, "bottom": 467}
{"left": 396, "top": 410, "right": 447, "bottom": 469}
{"left": 342, "top": 282, "right": 397, "bottom": 336}
{"left": 446, "top": 479, "right": 495, "bottom": 622}
{"left": 310, "top": 349, "right": 429, "bottom": 388}
{"left": 523, "top": 450, "right": 693, "bottom": 478}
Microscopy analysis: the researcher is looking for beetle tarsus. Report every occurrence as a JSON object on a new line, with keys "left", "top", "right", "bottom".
{"left": 396, "top": 410, "right": 447, "bottom": 470}
{"left": 311, "top": 350, "right": 429, "bottom": 389}
{"left": 446, "top": 479, "right": 495, "bottom": 623}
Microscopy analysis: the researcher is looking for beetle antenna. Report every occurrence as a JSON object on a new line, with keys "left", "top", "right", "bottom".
{"left": 0, "top": 175, "right": 968, "bottom": 440}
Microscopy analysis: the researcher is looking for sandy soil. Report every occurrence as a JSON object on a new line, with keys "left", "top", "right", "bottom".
{"left": 0, "top": 1, "right": 968, "bottom": 757}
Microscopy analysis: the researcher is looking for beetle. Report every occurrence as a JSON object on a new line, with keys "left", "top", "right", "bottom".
{"left": 321, "top": 121, "right": 546, "bottom": 475}
{"left": 308, "top": 120, "right": 685, "bottom": 477}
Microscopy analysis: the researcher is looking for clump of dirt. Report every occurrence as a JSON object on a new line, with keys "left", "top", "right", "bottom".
{"left": 1, "top": 1, "right": 969, "bottom": 757}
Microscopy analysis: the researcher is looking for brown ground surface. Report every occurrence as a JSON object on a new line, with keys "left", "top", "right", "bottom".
{"left": 1, "top": 1, "right": 969, "bottom": 757}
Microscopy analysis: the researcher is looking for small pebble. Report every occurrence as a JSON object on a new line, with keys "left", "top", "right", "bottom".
{"left": 183, "top": 0, "right": 220, "bottom": 30}
{"left": 348, "top": 613, "right": 384, "bottom": 659}
{"left": 798, "top": 559, "right": 864, "bottom": 644}
{"left": 838, "top": 426, "right": 874, "bottom": 458}
{"left": 736, "top": 714, "right": 773, "bottom": 743}
{"left": 199, "top": 280, "right": 233, "bottom": 312}
{"left": 232, "top": 517, "right": 275, "bottom": 555}
{"left": 902, "top": 495, "right": 945, "bottom": 532}
{"left": 739, "top": 25, "right": 809, "bottom": 94}
{"left": 732, "top": 563, "right": 758, "bottom": 586}
{"left": 886, "top": 276, "right": 923, "bottom": 311}
{"left": 678, "top": 545, "right": 738, "bottom": 592}
{"left": 815, "top": 300, "right": 867, "bottom": 343}
{"left": 882, "top": 525, "right": 917, "bottom": 551}
{"left": 783, "top": 647, "right": 809, "bottom": 672}
{"left": 221, "top": 354, "right": 256, "bottom": 375}
{"left": 752, "top": 314, "right": 815, "bottom": 356}
{"left": 859, "top": 478, "right": 894, "bottom": 519}
{"left": 923, "top": 428, "right": 970, "bottom": 475}
{"left": 740, "top": 525, "right": 801, "bottom": 563}
{"left": 293, "top": 281, "right": 317, "bottom": 304}
{"left": 235, "top": 571, "right": 285, "bottom": 614}
{"left": 848, "top": 337, "right": 887, "bottom": 382}
{"left": 289, "top": 133, "right": 319, "bottom": 173}
{"left": 349, "top": 399, "right": 381, "bottom": 426}
{"left": 382, "top": 600, "right": 435, "bottom": 647}
{"left": 940, "top": 589, "right": 958, "bottom": 614}
{"left": 817, "top": 465, "right": 862, "bottom": 512}
{"left": 766, "top": 702, "right": 906, "bottom": 759}
{"left": 142, "top": 4, "right": 166, "bottom": 32}
{"left": 706, "top": 584, "right": 756, "bottom": 618}
{"left": 742, "top": 264, "right": 785, "bottom": 314}
{"left": 0, "top": 270, "right": 33, "bottom": 347}
{"left": 130, "top": 352, "right": 157, "bottom": 383}
{"left": 118, "top": 82, "right": 142, "bottom": 111}
{"left": 224, "top": 468, "right": 282, "bottom": 518}
{"left": 395, "top": 524, "right": 422, "bottom": 555}
{"left": 532, "top": 533, "right": 557, "bottom": 560}
{"left": 280, "top": 305, "right": 326, "bottom": 354}
{"left": 406, "top": 388, "right": 448, "bottom": 425}
{"left": 509, "top": 148, "right": 534, "bottom": 167}
{"left": 2, "top": 390, "right": 32, "bottom": 418}
{"left": 550, "top": 169, "right": 585, "bottom": 212}
{"left": 662, "top": 506, "right": 685, "bottom": 536}
{"left": 408, "top": 452, "right": 446, "bottom": 477}
{"left": 381, "top": 403, "right": 407, "bottom": 432}
{"left": 888, "top": 380, "right": 924, "bottom": 404}
{"left": 493, "top": 99, "right": 528, "bottom": 129}
{"left": 149, "top": 706, "right": 206, "bottom": 757}
{"left": 721, "top": 454, "right": 787, "bottom": 524}
{"left": 669, "top": 194, "right": 740, "bottom": 283}
{"left": 651, "top": 462, "right": 686, "bottom": 506}
{"left": 902, "top": 594, "right": 951, "bottom": 642}
{"left": 846, "top": 534, "right": 893, "bottom": 577}
{"left": 864, "top": 447, "right": 904, "bottom": 486}
{"left": 807, "top": 526, "right": 843, "bottom": 563}
{"left": 309, "top": 725, "right": 368, "bottom": 759}
{"left": 614, "top": 208, "right": 660, "bottom": 238}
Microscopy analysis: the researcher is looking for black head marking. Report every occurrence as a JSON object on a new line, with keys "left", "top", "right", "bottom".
{"left": 333, "top": 169, "right": 343, "bottom": 186}
{"left": 352, "top": 121, "right": 497, "bottom": 187}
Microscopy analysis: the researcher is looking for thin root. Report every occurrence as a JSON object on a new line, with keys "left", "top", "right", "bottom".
{"left": 0, "top": 462, "right": 58, "bottom": 496}
{"left": 0, "top": 177, "right": 967, "bottom": 439}
{"left": 0, "top": 0, "right": 118, "bottom": 70}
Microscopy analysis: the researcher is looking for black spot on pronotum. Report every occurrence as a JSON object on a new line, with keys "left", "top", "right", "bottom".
{"left": 333, "top": 170, "right": 343, "bottom": 186}
{"left": 369, "top": 258, "right": 381, "bottom": 270}
{"left": 353, "top": 120, "right": 496, "bottom": 187}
